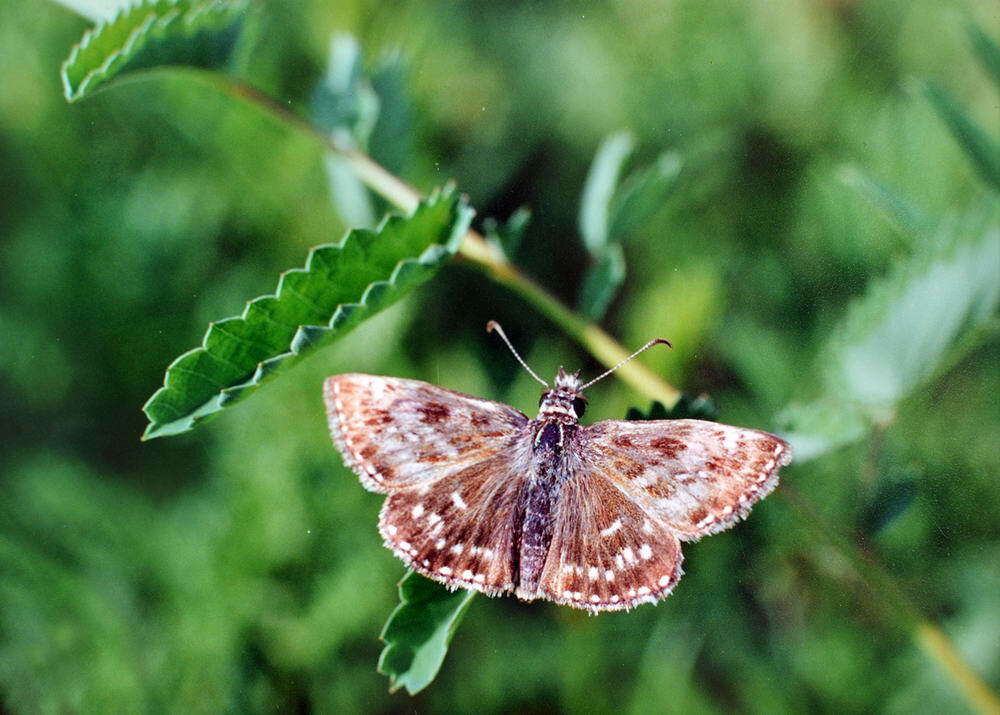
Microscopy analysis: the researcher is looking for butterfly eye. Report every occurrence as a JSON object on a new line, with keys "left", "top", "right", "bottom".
{"left": 572, "top": 396, "right": 587, "bottom": 417}
{"left": 538, "top": 392, "right": 548, "bottom": 407}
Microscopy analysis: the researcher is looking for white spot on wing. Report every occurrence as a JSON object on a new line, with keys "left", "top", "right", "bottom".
{"left": 639, "top": 544, "right": 652, "bottom": 560}
{"left": 411, "top": 503, "right": 424, "bottom": 519}
{"left": 600, "top": 519, "right": 622, "bottom": 537}
{"left": 451, "top": 491, "right": 468, "bottom": 510}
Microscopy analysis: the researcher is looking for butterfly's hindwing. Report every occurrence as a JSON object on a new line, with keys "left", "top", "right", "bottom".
{"left": 535, "top": 466, "right": 684, "bottom": 612}
{"left": 379, "top": 446, "right": 533, "bottom": 595}
{"left": 324, "top": 374, "right": 528, "bottom": 493}
{"left": 585, "top": 419, "right": 791, "bottom": 540}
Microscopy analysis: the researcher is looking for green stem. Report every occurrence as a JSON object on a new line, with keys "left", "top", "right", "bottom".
{"left": 782, "top": 484, "right": 1000, "bottom": 715}
{"left": 189, "top": 69, "right": 681, "bottom": 407}
{"left": 182, "top": 68, "right": 996, "bottom": 714}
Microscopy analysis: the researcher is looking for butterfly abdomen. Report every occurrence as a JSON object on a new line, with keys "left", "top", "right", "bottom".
{"left": 516, "top": 477, "right": 560, "bottom": 599}
{"left": 516, "top": 420, "right": 578, "bottom": 599}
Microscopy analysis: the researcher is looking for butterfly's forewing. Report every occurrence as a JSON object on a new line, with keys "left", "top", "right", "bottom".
{"left": 324, "top": 374, "right": 528, "bottom": 493}
{"left": 379, "top": 446, "right": 534, "bottom": 595}
{"left": 585, "top": 419, "right": 791, "bottom": 541}
{"left": 536, "top": 467, "right": 684, "bottom": 611}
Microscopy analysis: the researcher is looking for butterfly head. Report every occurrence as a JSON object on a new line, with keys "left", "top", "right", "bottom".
{"left": 486, "top": 320, "right": 670, "bottom": 424}
{"left": 537, "top": 367, "right": 587, "bottom": 423}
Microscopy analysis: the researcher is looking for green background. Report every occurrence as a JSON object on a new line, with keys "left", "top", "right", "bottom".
{"left": 0, "top": 0, "right": 997, "bottom": 712}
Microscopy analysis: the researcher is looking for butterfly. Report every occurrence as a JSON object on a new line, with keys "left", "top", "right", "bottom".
{"left": 324, "top": 322, "right": 791, "bottom": 612}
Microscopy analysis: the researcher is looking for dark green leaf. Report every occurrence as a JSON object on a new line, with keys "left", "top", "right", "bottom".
{"left": 626, "top": 394, "right": 719, "bottom": 422}
{"left": 579, "top": 131, "right": 634, "bottom": 255}
{"left": 378, "top": 571, "right": 476, "bottom": 695}
{"left": 966, "top": 21, "right": 1000, "bottom": 87}
{"left": 608, "top": 152, "right": 682, "bottom": 241}
{"left": 142, "top": 187, "right": 474, "bottom": 439}
{"left": 483, "top": 206, "right": 531, "bottom": 260}
{"left": 859, "top": 478, "right": 917, "bottom": 536}
{"left": 61, "top": 0, "right": 251, "bottom": 103}
{"left": 922, "top": 81, "right": 1000, "bottom": 192}
{"left": 577, "top": 244, "right": 625, "bottom": 321}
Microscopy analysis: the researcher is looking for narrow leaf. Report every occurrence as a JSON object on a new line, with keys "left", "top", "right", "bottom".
{"left": 577, "top": 244, "right": 625, "bottom": 321}
{"left": 579, "top": 131, "right": 634, "bottom": 255}
{"left": 378, "top": 571, "right": 475, "bottom": 695}
{"left": 922, "top": 81, "right": 1000, "bottom": 192}
{"left": 837, "top": 165, "right": 930, "bottom": 238}
{"left": 61, "top": 0, "right": 251, "bottom": 103}
{"left": 608, "top": 152, "right": 682, "bottom": 241}
{"left": 966, "top": 21, "right": 1000, "bottom": 87}
{"left": 142, "top": 187, "right": 474, "bottom": 439}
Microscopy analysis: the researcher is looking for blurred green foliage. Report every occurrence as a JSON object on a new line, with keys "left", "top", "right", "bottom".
{"left": 1, "top": 0, "right": 998, "bottom": 712}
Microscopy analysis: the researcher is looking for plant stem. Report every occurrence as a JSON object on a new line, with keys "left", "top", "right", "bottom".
{"left": 188, "top": 69, "right": 996, "bottom": 713}
{"left": 193, "top": 70, "right": 681, "bottom": 407}
{"left": 782, "top": 484, "right": 1000, "bottom": 715}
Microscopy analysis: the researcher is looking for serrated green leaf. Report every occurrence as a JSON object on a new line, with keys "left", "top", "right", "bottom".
{"left": 378, "top": 571, "right": 475, "bottom": 695}
{"left": 828, "top": 212, "right": 999, "bottom": 417}
{"left": 579, "top": 131, "right": 634, "bottom": 255}
{"left": 61, "top": 0, "right": 251, "bottom": 103}
{"left": 966, "top": 21, "right": 1000, "bottom": 88}
{"left": 142, "top": 187, "right": 474, "bottom": 439}
{"left": 838, "top": 165, "right": 930, "bottom": 238}
{"left": 608, "top": 152, "right": 682, "bottom": 241}
{"left": 781, "top": 204, "right": 1000, "bottom": 461}
{"left": 922, "top": 81, "right": 1000, "bottom": 192}
{"left": 577, "top": 243, "right": 625, "bottom": 321}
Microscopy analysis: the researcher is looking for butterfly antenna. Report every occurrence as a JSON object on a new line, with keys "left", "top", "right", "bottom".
{"left": 579, "top": 338, "right": 672, "bottom": 391}
{"left": 486, "top": 321, "right": 549, "bottom": 387}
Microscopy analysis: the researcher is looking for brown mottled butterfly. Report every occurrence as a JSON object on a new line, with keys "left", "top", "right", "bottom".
{"left": 325, "top": 322, "right": 791, "bottom": 612}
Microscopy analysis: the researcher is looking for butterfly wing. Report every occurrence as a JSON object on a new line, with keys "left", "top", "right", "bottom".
{"left": 535, "top": 465, "right": 684, "bottom": 612}
{"left": 325, "top": 373, "right": 533, "bottom": 595}
{"left": 535, "top": 419, "right": 790, "bottom": 612}
{"left": 584, "top": 418, "right": 791, "bottom": 540}
{"left": 378, "top": 445, "right": 534, "bottom": 595}
{"left": 324, "top": 374, "right": 528, "bottom": 493}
